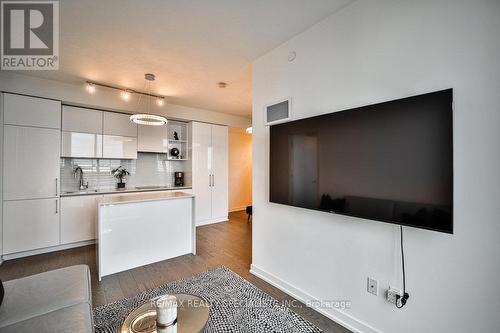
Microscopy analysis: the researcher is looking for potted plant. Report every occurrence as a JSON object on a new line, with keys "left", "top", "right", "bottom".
{"left": 111, "top": 166, "right": 130, "bottom": 189}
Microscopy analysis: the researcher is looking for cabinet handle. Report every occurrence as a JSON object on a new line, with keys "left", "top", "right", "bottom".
{"left": 55, "top": 178, "right": 58, "bottom": 196}
{"left": 212, "top": 174, "right": 215, "bottom": 187}
{"left": 55, "top": 200, "right": 58, "bottom": 214}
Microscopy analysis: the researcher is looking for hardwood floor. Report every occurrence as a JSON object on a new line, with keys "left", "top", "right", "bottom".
{"left": 0, "top": 211, "right": 350, "bottom": 333}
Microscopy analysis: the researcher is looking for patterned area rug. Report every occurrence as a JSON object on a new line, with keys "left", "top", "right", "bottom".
{"left": 93, "top": 266, "right": 322, "bottom": 332}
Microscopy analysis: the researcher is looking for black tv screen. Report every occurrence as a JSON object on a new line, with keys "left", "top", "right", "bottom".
{"left": 270, "top": 89, "right": 453, "bottom": 233}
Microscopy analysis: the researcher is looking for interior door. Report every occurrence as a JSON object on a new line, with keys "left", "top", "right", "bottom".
{"left": 192, "top": 122, "right": 212, "bottom": 223}
{"left": 211, "top": 125, "right": 228, "bottom": 220}
{"left": 3, "top": 125, "right": 61, "bottom": 200}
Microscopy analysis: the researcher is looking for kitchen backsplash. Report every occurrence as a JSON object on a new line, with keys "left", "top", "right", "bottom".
{"left": 60, "top": 153, "right": 191, "bottom": 193}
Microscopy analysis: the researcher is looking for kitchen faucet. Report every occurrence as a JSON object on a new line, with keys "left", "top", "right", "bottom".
{"left": 73, "top": 166, "right": 88, "bottom": 191}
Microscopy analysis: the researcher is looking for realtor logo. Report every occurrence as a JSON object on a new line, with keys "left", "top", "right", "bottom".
{"left": 1, "top": 0, "right": 59, "bottom": 70}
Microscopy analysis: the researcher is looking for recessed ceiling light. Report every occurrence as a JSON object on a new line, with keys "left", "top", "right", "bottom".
{"left": 121, "top": 90, "right": 132, "bottom": 101}
{"left": 218, "top": 82, "right": 228, "bottom": 88}
{"left": 156, "top": 97, "right": 165, "bottom": 106}
{"left": 86, "top": 82, "right": 96, "bottom": 94}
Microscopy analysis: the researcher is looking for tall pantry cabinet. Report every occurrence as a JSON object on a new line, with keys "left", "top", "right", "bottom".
{"left": 191, "top": 122, "right": 228, "bottom": 226}
{"left": 1, "top": 93, "right": 61, "bottom": 255}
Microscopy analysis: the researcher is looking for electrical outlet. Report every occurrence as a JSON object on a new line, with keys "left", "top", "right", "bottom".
{"left": 367, "top": 277, "right": 378, "bottom": 296}
{"left": 386, "top": 287, "right": 402, "bottom": 304}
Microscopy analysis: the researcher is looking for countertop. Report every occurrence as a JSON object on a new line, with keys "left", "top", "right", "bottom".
{"left": 97, "top": 191, "right": 194, "bottom": 205}
{"left": 60, "top": 186, "right": 192, "bottom": 197}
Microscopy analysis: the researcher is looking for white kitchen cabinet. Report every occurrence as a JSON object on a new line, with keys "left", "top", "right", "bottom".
{"left": 3, "top": 198, "right": 60, "bottom": 254}
{"left": 62, "top": 105, "right": 103, "bottom": 133}
{"left": 61, "top": 195, "right": 99, "bottom": 244}
{"left": 61, "top": 131, "right": 103, "bottom": 158}
{"left": 192, "top": 122, "right": 228, "bottom": 225}
{"left": 192, "top": 122, "right": 212, "bottom": 222}
{"left": 3, "top": 125, "right": 60, "bottom": 200}
{"left": 104, "top": 112, "right": 137, "bottom": 137}
{"left": 62, "top": 105, "right": 103, "bottom": 158}
{"left": 3, "top": 93, "right": 61, "bottom": 129}
{"left": 103, "top": 135, "right": 138, "bottom": 159}
{"left": 138, "top": 124, "right": 169, "bottom": 153}
{"left": 103, "top": 112, "right": 137, "bottom": 159}
{"left": 210, "top": 125, "right": 229, "bottom": 220}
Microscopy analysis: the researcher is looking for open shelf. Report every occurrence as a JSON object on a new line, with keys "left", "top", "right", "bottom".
{"left": 167, "top": 121, "right": 189, "bottom": 160}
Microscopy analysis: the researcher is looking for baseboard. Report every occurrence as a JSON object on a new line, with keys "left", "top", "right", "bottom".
{"left": 196, "top": 216, "right": 228, "bottom": 227}
{"left": 229, "top": 206, "right": 247, "bottom": 213}
{"left": 2, "top": 240, "right": 96, "bottom": 261}
{"left": 250, "top": 264, "right": 381, "bottom": 333}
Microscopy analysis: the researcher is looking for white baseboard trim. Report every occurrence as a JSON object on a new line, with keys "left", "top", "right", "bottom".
{"left": 196, "top": 216, "right": 228, "bottom": 227}
{"left": 229, "top": 206, "right": 247, "bottom": 213}
{"left": 250, "top": 264, "right": 381, "bottom": 333}
{"left": 2, "top": 240, "right": 96, "bottom": 261}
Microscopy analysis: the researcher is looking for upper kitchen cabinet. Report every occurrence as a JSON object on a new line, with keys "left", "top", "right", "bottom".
{"left": 103, "top": 135, "right": 138, "bottom": 159}
{"left": 104, "top": 112, "right": 137, "bottom": 137}
{"left": 3, "top": 93, "right": 61, "bottom": 129}
{"left": 103, "top": 112, "right": 137, "bottom": 159}
{"left": 3, "top": 125, "right": 61, "bottom": 200}
{"left": 138, "top": 124, "right": 169, "bottom": 153}
{"left": 61, "top": 105, "right": 103, "bottom": 158}
{"left": 62, "top": 105, "right": 103, "bottom": 133}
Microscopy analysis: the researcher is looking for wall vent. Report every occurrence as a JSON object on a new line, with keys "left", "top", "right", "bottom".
{"left": 265, "top": 98, "right": 291, "bottom": 126}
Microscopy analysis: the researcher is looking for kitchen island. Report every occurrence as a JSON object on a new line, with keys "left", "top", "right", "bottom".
{"left": 97, "top": 191, "right": 195, "bottom": 280}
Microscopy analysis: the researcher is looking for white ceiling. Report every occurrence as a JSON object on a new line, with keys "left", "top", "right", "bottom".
{"left": 21, "top": 0, "right": 353, "bottom": 116}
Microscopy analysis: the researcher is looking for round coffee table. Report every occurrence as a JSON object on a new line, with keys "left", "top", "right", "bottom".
{"left": 121, "top": 294, "right": 209, "bottom": 333}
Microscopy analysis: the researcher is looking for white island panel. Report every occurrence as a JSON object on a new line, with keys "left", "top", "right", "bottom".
{"left": 98, "top": 193, "right": 194, "bottom": 280}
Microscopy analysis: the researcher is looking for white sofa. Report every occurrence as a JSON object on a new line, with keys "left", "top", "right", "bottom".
{"left": 0, "top": 265, "right": 93, "bottom": 333}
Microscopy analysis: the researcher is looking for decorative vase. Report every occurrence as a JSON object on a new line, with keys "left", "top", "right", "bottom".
{"left": 170, "top": 147, "right": 180, "bottom": 157}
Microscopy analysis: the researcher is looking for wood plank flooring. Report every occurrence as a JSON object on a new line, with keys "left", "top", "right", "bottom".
{"left": 0, "top": 211, "right": 351, "bottom": 333}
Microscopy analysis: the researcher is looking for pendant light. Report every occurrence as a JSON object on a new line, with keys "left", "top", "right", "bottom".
{"left": 130, "top": 73, "right": 168, "bottom": 126}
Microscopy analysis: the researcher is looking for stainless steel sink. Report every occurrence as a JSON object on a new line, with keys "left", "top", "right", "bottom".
{"left": 63, "top": 189, "right": 99, "bottom": 194}
{"left": 135, "top": 186, "right": 165, "bottom": 190}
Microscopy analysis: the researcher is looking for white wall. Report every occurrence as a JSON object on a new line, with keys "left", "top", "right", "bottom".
{"left": 228, "top": 127, "right": 252, "bottom": 212}
{"left": 251, "top": 1, "right": 500, "bottom": 333}
{"left": 0, "top": 72, "right": 251, "bottom": 128}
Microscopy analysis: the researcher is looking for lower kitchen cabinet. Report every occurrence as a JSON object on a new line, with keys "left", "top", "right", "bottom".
{"left": 3, "top": 198, "right": 60, "bottom": 254}
{"left": 60, "top": 195, "right": 99, "bottom": 243}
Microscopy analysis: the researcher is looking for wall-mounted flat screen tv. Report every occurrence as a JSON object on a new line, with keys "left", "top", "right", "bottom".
{"left": 269, "top": 89, "right": 453, "bottom": 233}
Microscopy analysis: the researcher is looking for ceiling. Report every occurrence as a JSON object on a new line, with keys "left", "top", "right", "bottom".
{"left": 21, "top": 0, "right": 353, "bottom": 116}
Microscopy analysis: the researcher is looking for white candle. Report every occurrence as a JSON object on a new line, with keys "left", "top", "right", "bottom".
{"left": 155, "top": 295, "right": 177, "bottom": 326}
